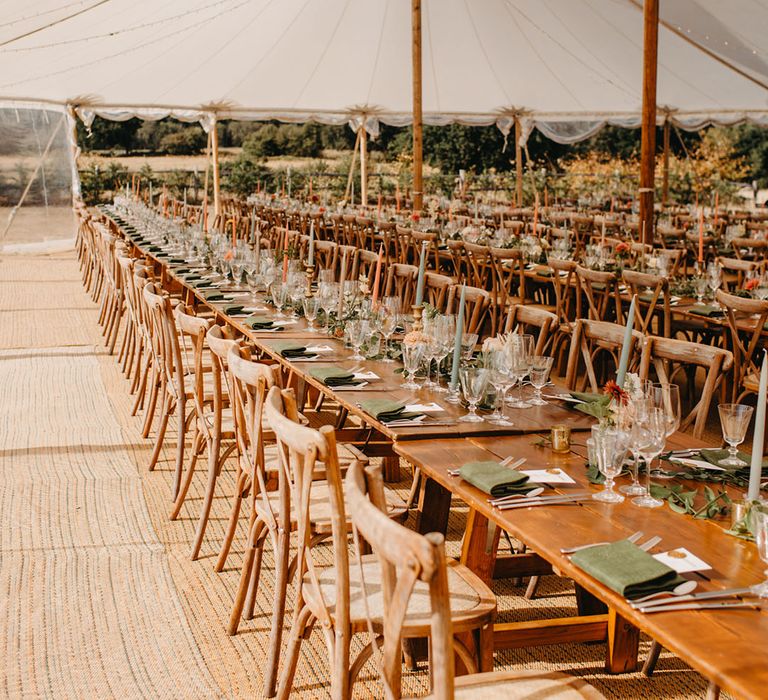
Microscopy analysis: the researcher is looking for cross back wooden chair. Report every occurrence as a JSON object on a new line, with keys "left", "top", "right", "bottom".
{"left": 547, "top": 258, "right": 578, "bottom": 371}
{"left": 374, "top": 221, "right": 399, "bottom": 265}
{"left": 271, "top": 388, "right": 490, "bottom": 700}
{"left": 312, "top": 239, "right": 338, "bottom": 272}
{"left": 343, "top": 461, "right": 604, "bottom": 700}
{"left": 449, "top": 284, "right": 491, "bottom": 337}
{"left": 730, "top": 237, "right": 768, "bottom": 262}
{"left": 575, "top": 265, "right": 623, "bottom": 324}
{"left": 503, "top": 303, "right": 557, "bottom": 356}
{"left": 353, "top": 247, "right": 380, "bottom": 284}
{"left": 639, "top": 335, "right": 733, "bottom": 438}
{"left": 384, "top": 263, "right": 418, "bottom": 309}
{"left": 462, "top": 242, "right": 494, "bottom": 292}
{"left": 424, "top": 271, "right": 454, "bottom": 313}
{"left": 621, "top": 269, "right": 671, "bottom": 337}
{"left": 489, "top": 247, "right": 526, "bottom": 333}
{"left": 446, "top": 239, "right": 467, "bottom": 282}
{"left": 412, "top": 230, "right": 443, "bottom": 273}
{"left": 718, "top": 256, "right": 762, "bottom": 291}
{"left": 337, "top": 244, "right": 359, "bottom": 282}
{"left": 716, "top": 289, "right": 768, "bottom": 402}
{"left": 565, "top": 319, "right": 644, "bottom": 392}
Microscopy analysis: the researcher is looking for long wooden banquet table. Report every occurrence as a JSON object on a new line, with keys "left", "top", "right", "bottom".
{"left": 106, "top": 210, "right": 767, "bottom": 700}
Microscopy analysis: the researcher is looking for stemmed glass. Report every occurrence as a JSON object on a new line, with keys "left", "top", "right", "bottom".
{"left": 707, "top": 261, "right": 722, "bottom": 303}
{"left": 302, "top": 296, "right": 320, "bottom": 332}
{"left": 620, "top": 397, "right": 652, "bottom": 496}
{"left": 507, "top": 334, "right": 534, "bottom": 408}
{"left": 717, "top": 403, "right": 754, "bottom": 467}
{"left": 752, "top": 508, "right": 768, "bottom": 598}
{"left": 649, "top": 383, "right": 681, "bottom": 478}
{"left": 271, "top": 282, "right": 288, "bottom": 318}
{"left": 632, "top": 407, "right": 667, "bottom": 508}
{"left": 434, "top": 315, "right": 456, "bottom": 393}
{"left": 528, "top": 356, "right": 554, "bottom": 405}
{"left": 592, "top": 426, "right": 630, "bottom": 503}
{"left": 378, "top": 297, "right": 400, "bottom": 361}
{"left": 693, "top": 275, "right": 707, "bottom": 303}
{"left": 347, "top": 319, "right": 368, "bottom": 360}
{"left": 459, "top": 367, "right": 490, "bottom": 423}
{"left": 402, "top": 342, "right": 426, "bottom": 390}
{"left": 487, "top": 350, "right": 514, "bottom": 426}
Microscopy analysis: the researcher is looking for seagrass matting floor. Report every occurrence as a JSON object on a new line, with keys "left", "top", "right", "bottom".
{"left": 0, "top": 248, "right": 730, "bottom": 699}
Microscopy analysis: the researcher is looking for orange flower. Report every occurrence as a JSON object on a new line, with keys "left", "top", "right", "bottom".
{"left": 746, "top": 278, "right": 759, "bottom": 291}
{"left": 223, "top": 249, "right": 234, "bottom": 261}
{"left": 603, "top": 379, "right": 629, "bottom": 405}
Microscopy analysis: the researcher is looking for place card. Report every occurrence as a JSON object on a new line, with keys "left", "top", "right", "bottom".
{"left": 334, "top": 381, "right": 369, "bottom": 391}
{"left": 305, "top": 345, "right": 334, "bottom": 353}
{"left": 653, "top": 548, "right": 712, "bottom": 574}
{"left": 671, "top": 457, "right": 725, "bottom": 472}
{"left": 405, "top": 402, "right": 444, "bottom": 413}
{"left": 353, "top": 371, "right": 379, "bottom": 380}
{"left": 520, "top": 468, "right": 576, "bottom": 484}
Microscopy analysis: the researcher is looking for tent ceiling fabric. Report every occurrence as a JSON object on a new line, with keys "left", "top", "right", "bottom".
{"left": 1, "top": 0, "right": 768, "bottom": 141}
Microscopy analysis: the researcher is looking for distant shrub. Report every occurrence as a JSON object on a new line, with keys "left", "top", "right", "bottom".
{"left": 158, "top": 130, "right": 206, "bottom": 155}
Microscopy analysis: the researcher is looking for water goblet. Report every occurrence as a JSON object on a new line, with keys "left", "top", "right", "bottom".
{"left": 459, "top": 367, "right": 490, "bottom": 423}
{"left": 619, "top": 397, "right": 652, "bottom": 496}
{"left": 271, "top": 283, "right": 288, "bottom": 318}
{"left": 693, "top": 275, "right": 707, "bottom": 303}
{"left": 592, "top": 426, "right": 629, "bottom": 503}
{"left": 528, "top": 356, "right": 554, "bottom": 406}
{"left": 632, "top": 407, "right": 667, "bottom": 508}
{"left": 347, "top": 319, "right": 367, "bottom": 360}
{"left": 717, "top": 403, "right": 754, "bottom": 467}
{"left": 302, "top": 296, "right": 320, "bottom": 332}
{"left": 402, "top": 342, "right": 426, "bottom": 390}
{"left": 487, "top": 350, "right": 514, "bottom": 426}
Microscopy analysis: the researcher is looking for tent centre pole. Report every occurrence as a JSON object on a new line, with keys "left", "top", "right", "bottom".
{"left": 514, "top": 116, "right": 523, "bottom": 207}
{"left": 360, "top": 119, "right": 368, "bottom": 206}
{"left": 639, "top": 0, "right": 659, "bottom": 245}
{"left": 211, "top": 115, "right": 221, "bottom": 226}
{"left": 662, "top": 117, "right": 670, "bottom": 206}
{"left": 411, "top": 0, "right": 423, "bottom": 212}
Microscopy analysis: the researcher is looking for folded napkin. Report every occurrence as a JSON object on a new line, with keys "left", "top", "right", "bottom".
{"left": 688, "top": 304, "right": 724, "bottom": 317}
{"left": 241, "top": 315, "right": 278, "bottom": 330}
{"left": 459, "top": 461, "right": 535, "bottom": 497}
{"left": 202, "top": 292, "right": 225, "bottom": 301}
{"left": 639, "top": 291, "right": 662, "bottom": 303}
{"left": 309, "top": 367, "right": 358, "bottom": 387}
{"left": 571, "top": 391, "right": 612, "bottom": 420}
{"left": 571, "top": 539, "right": 685, "bottom": 599}
{"left": 673, "top": 448, "right": 768, "bottom": 471}
{"left": 223, "top": 304, "right": 245, "bottom": 315}
{"left": 271, "top": 342, "right": 314, "bottom": 359}
{"left": 168, "top": 257, "right": 186, "bottom": 264}
{"left": 537, "top": 268, "right": 553, "bottom": 278}
{"left": 359, "top": 399, "right": 422, "bottom": 423}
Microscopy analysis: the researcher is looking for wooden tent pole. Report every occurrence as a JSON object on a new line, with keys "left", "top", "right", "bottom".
{"left": 639, "top": 0, "right": 659, "bottom": 245}
{"left": 345, "top": 129, "right": 361, "bottom": 203}
{"left": 515, "top": 116, "right": 524, "bottom": 207}
{"left": 411, "top": 0, "right": 424, "bottom": 212}
{"left": 211, "top": 115, "right": 221, "bottom": 225}
{"left": 202, "top": 128, "right": 211, "bottom": 222}
{"left": 360, "top": 119, "right": 368, "bottom": 206}
{"left": 662, "top": 117, "right": 670, "bottom": 206}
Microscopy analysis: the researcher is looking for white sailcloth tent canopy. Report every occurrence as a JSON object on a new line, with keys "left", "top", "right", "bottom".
{"left": 1, "top": 0, "right": 768, "bottom": 144}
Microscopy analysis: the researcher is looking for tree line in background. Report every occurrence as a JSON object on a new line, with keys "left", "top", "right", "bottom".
{"left": 74, "top": 116, "right": 768, "bottom": 206}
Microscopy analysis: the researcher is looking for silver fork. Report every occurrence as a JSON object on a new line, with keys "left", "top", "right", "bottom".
{"left": 560, "top": 530, "right": 644, "bottom": 555}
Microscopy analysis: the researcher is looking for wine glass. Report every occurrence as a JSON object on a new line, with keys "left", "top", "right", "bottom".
{"left": 459, "top": 367, "right": 490, "bottom": 423}
{"left": 433, "top": 315, "right": 456, "bottom": 393}
{"left": 592, "top": 426, "right": 630, "bottom": 503}
{"left": 402, "top": 342, "right": 426, "bottom": 390}
{"left": 717, "top": 403, "right": 754, "bottom": 467}
{"left": 632, "top": 407, "right": 667, "bottom": 508}
{"left": 507, "top": 334, "right": 534, "bottom": 408}
{"left": 378, "top": 298, "right": 400, "bottom": 362}
{"left": 271, "top": 282, "right": 288, "bottom": 318}
{"left": 487, "top": 350, "right": 514, "bottom": 426}
{"left": 752, "top": 507, "right": 768, "bottom": 598}
{"left": 620, "top": 397, "right": 652, "bottom": 496}
{"left": 649, "top": 383, "right": 681, "bottom": 478}
{"left": 707, "top": 261, "right": 722, "bottom": 302}
{"left": 302, "top": 296, "right": 320, "bottom": 332}
{"left": 347, "top": 319, "right": 367, "bottom": 360}
{"left": 693, "top": 275, "right": 707, "bottom": 303}
{"left": 529, "top": 356, "right": 554, "bottom": 406}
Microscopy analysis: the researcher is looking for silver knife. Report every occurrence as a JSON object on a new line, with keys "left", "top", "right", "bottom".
{"left": 639, "top": 601, "right": 760, "bottom": 614}
{"left": 634, "top": 587, "right": 755, "bottom": 610}
{"left": 496, "top": 495, "right": 591, "bottom": 510}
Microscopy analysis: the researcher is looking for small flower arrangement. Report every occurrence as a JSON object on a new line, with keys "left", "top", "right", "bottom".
{"left": 404, "top": 330, "right": 429, "bottom": 345}
{"left": 746, "top": 278, "right": 760, "bottom": 291}
{"left": 615, "top": 241, "right": 631, "bottom": 259}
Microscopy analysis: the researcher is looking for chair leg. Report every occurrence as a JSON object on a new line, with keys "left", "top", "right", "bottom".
{"left": 190, "top": 435, "right": 222, "bottom": 560}
{"left": 525, "top": 575, "right": 540, "bottom": 600}
{"left": 642, "top": 640, "right": 662, "bottom": 676}
{"left": 170, "top": 428, "right": 203, "bottom": 521}
{"left": 141, "top": 368, "right": 160, "bottom": 438}
{"left": 172, "top": 400, "right": 187, "bottom": 500}
{"left": 405, "top": 466, "right": 421, "bottom": 509}
{"left": 275, "top": 606, "right": 315, "bottom": 700}
{"left": 261, "top": 528, "right": 291, "bottom": 697}
{"left": 147, "top": 391, "right": 171, "bottom": 472}
{"left": 228, "top": 519, "right": 266, "bottom": 635}
{"left": 215, "top": 470, "right": 250, "bottom": 572}
{"left": 705, "top": 681, "right": 720, "bottom": 700}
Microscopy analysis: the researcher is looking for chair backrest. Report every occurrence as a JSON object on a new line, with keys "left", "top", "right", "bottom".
{"left": 449, "top": 284, "right": 491, "bottom": 336}
{"left": 424, "top": 272, "right": 453, "bottom": 313}
{"left": 175, "top": 306, "right": 214, "bottom": 426}
{"left": 547, "top": 258, "right": 578, "bottom": 329}
{"left": 716, "top": 289, "right": 768, "bottom": 400}
{"left": 621, "top": 269, "right": 670, "bottom": 337}
{"left": 489, "top": 247, "right": 526, "bottom": 331}
{"left": 718, "top": 256, "right": 761, "bottom": 291}
{"left": 639, "top": 335, "right": 733, "bottom": 438}
{"left": 503, "top": 303, "right": 557, "bottom": 356}
{"left": 575, "top": 265, "right": 622, "bottom": 323}
{"left": 565, "top": 318, "right": 644, "bottom": 392}
{"left": 143, "top": 282, "right": 186, "bottom": 399}
{"left": 345, "top": 460, "right": 454, "bottom": 700}
{"left": 384, "top": 263, "right": 418, "bottom": 309}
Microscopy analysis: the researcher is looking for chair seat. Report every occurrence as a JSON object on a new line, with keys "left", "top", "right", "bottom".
{"left": 302, "top": 555, "right": 495, "bottom": 635}
{"left": 440, "top": 670, "right": 605, "bottom": 699}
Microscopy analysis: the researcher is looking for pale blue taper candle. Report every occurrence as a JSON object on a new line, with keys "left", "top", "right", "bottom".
{"left": 308, "top": 220, "right": 315, "bottom": 266}
{"left": 450, "top": 285, "right": 467, "bottom": 389}
{"left": 616, "top": 295, "right": 636, "bottom": 387}
{"left": 749, "top": 350, "right": 767, "bottom": 501}
{"left": 414, "top": 241, "right": 428, "bottom": 306}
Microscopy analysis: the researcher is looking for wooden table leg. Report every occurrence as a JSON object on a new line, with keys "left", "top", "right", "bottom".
{"left": 606, "top": 608, "right": 640, "bottom": 673}
{"left": 574, "top": 583, "right": 608, "bottom": 616}
{"left": 382, "top": 454, "right": 400, "bottom": 482}
{"left": 460, "top": 508, "right": 500, "bottom": 585}
{"left": 416, "top": 476, "right": 452, "bottom": 536}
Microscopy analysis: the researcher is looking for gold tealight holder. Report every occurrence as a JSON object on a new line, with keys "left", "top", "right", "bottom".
{"left": 304, "top": 263, "right": 315, "bottom": 297}
{"left": 551, "top": 425, "right": 571, "bottom": 453}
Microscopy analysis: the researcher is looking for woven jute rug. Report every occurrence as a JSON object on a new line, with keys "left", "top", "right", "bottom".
{"left": 0, "top": 250, "right": 728, "bottom": 699}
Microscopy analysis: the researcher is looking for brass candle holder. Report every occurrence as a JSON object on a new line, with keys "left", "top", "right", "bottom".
{"left": 304, "top": 263, "right": 315, "bottom": 297}
{"left": 411, "top": 303, "right": 424, "bottom": 332}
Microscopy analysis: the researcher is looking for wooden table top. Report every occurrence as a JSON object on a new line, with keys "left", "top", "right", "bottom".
{"left": 395, "top": 433, "right": 768, "bottom": 700}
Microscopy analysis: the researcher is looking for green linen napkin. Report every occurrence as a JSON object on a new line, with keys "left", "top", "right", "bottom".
{"left": 271, "top": 342, "right": 313, "bottom": 359}
{"left": 671, "top": 448, "right": 768, "bottom": 472}
{"left": 459, "top": 461, "right": 534, "bottom": 497}
{"left": 202, "top": 292, "right": 225, "bottom": 301}
{"left": 359, "top": 399, "right": 422, "bottom": 423}
{"left": 243, "top": 315, "right": 280, "bottom": 330}
{"left": 309, "top": 367, "right": 358, "bottom": 387}
{"left": 223, "top": 304, "right": 245, "bottom": 315}
{"left": 537, "top": 268, "right": 553, "bottom": 278}
{"left": 570, "top": 392, "right": 612, "bottom": 420}
{"left": 571, "top": 539, "right": 685, "bottom": 599}
{"left": 688, "top": 304, "right": 724, "bottom": 317}
{"left": 639, "top": 291, "right": 662, "bottom": 303}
